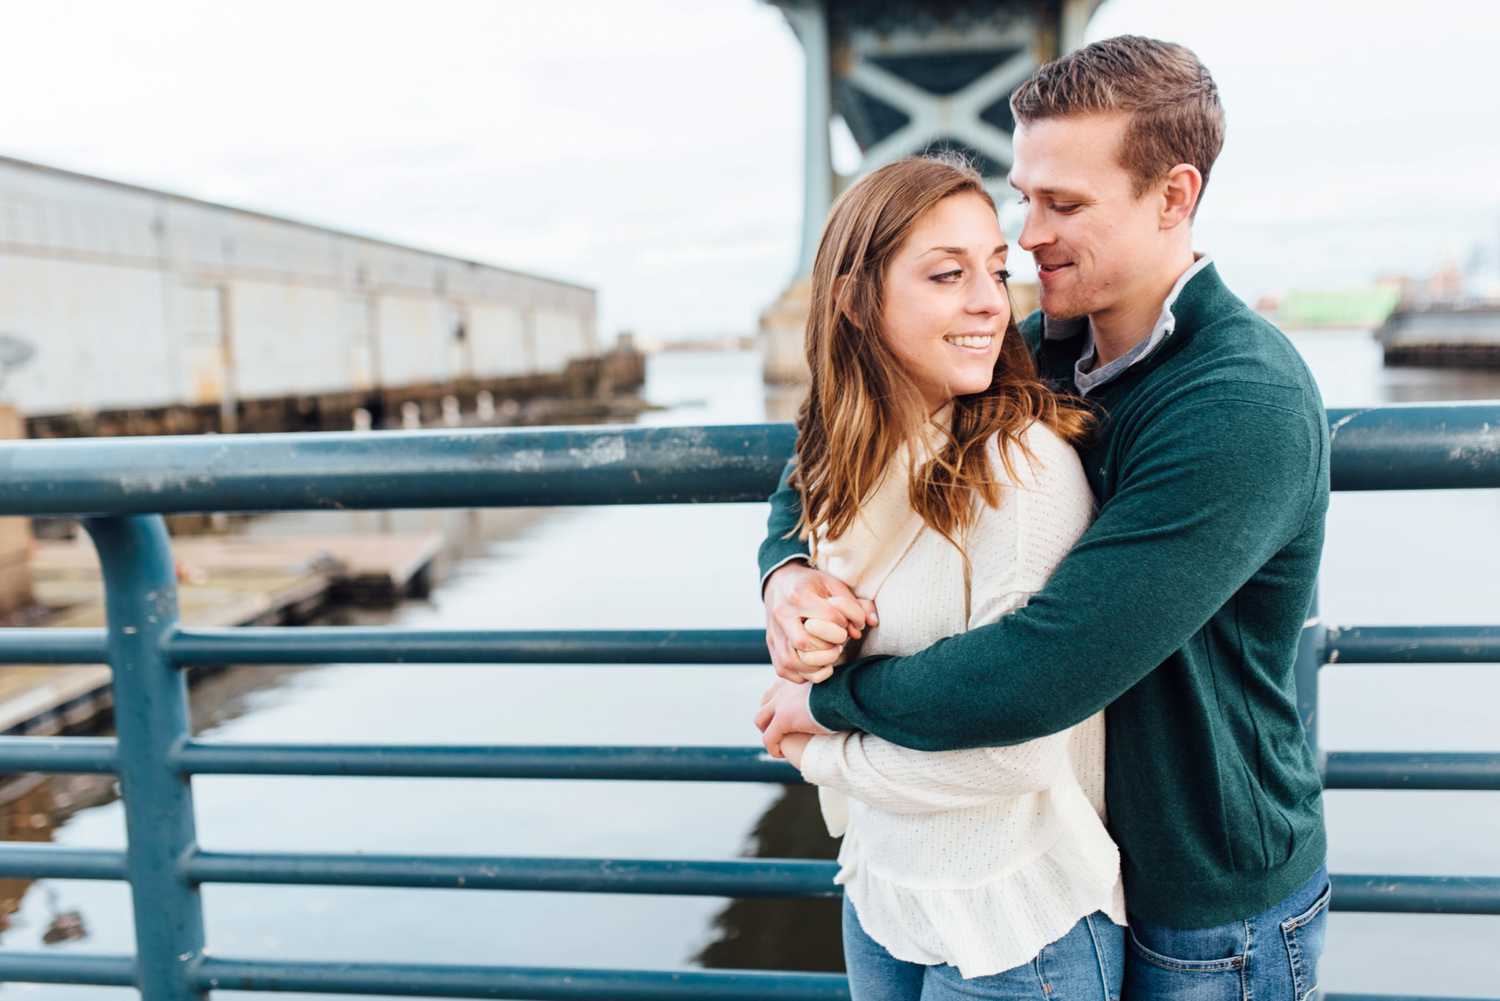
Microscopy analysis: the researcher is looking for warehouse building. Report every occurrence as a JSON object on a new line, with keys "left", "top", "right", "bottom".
{"left": 0, "top": 155, "right": 605, "bottom": 435}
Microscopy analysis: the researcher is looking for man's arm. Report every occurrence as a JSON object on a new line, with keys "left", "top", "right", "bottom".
{"left": 758, "top": 458, "right": 810, "bottom": 588}
{"left": 807, "top": 393, "right": 1324, "bottom": 751}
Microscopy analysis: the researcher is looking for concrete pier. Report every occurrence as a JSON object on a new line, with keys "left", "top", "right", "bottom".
{"left": 0, "top": 531, "right": 444, "bottom": 738}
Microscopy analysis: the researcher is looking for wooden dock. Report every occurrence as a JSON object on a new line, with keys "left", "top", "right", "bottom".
{"left": 0, "top": 532, "right": 444, "bottom": 737}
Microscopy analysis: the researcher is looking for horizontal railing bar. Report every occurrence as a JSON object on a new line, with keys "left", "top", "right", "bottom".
{"left": 173, "top": 742, "right": 797, "bottom": 782}
{"left": 19, "top": 622, "right": 1487, "bottom": 670}
{"left": 0, "top": 846, "right": 1489, "bottom": 922}
{"left": 157, "top": 624, "right": 1500, "bottom": 669}
{"left": 194, "top": 957, "right": 848, "bottom": 1000}
{"left": 170, "top": 627, "right": 768, "bottom": 666}
{"left": 0, "top": 845, "right": 127, "bottom": 880}
{"left": 0, "top": 957, "right": 1464, "bottom": 1001}
{"left": 176, "top": 742, "right": 1500, "bottom": 791}
{"left": 181, "top": 853, "right": 1500, "bottom": 915}
{"left": 0, "top": 424, "right": 798, "bottom": 516}
{"left": 1328, "top": 402, "right": 1500, "bottom": 490}
{"left": 0, "top": 952, "right": 137, "bottom": 986}
{"left": 1324, "top": 752, "right": 1500, "bottom": 791}
{"left": 1325, "top": 626, "right": 1500, "bottom": 664}
{"left": 188, "top": 851, "right": 839, "bottom": 897}
{"left": 1332, "top": 874, "right": 1500, "bottom": 914}
{"left": 0, "top": 628, "right": 109, "bottom": 664}
{"left": 0, "top": 404, "right": 1491, "bottom": 518}
{"left": 0, "top": 736, "right": 118, "bottom": 772}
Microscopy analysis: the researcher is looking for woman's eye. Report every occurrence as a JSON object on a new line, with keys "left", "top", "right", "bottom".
{"left": 995, "top": 269, "right": 1011, "bottom": 282}
{"left": 931, "top": 269, "right": 962, "bottom": 282}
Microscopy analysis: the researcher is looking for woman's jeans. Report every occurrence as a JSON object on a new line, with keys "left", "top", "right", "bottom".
{"left": 1124, "top": 864, "right": 1331, "bottom": 1001}
{"left": 842, "top": 895, "right": 1125, "bottom": 1001}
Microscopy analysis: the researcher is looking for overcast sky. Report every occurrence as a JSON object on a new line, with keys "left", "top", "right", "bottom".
{"left": 2, "top": 0, "right": 1497, "bottom": 341}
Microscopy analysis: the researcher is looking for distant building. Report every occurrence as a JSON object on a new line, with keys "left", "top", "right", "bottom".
{"left": 1274, "top": 287, "right": 1401, "bottom": 330}
{"left": 0, "top": 155, "right": 597, "bottom": 430}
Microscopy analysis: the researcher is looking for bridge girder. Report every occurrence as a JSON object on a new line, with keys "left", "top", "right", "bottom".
{"left": 772, "top": 0, "right": 1103, "bottom": 274}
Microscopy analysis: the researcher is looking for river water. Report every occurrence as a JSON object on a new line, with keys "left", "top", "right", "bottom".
{"left": 3, "top": 330, "right": 1497, "bottom": 998}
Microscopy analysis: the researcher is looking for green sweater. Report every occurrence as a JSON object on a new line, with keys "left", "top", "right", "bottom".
{"left": 758, "top": 263, "right": 1329, "bottom": 928}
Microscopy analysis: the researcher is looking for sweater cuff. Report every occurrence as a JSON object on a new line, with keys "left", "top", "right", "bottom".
{"left": 808, "top": 679, "right": 852, "bottom": 732}
{"left": 797, "top": 733, "right": 845, "bottom": 787}
{"left": 759, "top": 552, "right": 811, "bottom": 597}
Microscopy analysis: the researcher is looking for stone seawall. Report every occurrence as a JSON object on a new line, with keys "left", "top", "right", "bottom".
{"left": 25, "top": 345, "right": 648, "bottom": 438}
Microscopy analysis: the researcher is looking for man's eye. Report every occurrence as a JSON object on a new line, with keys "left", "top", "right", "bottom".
{"left": 1054, "top": 203, "right": 1081, "bottom": 214}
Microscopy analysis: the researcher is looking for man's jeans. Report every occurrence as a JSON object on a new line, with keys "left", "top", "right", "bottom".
{"left": 1125, "top": 864, "right": 1331, "bottom": 1001}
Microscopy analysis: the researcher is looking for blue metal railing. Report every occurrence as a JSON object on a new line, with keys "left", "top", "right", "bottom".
{"left": 0, "top": 402, "right": 1495, "bottom": 1001}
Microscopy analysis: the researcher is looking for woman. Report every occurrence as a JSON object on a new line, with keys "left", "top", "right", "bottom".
{"left": 755, "top": 155, "right": 1126, "bottom": 1000}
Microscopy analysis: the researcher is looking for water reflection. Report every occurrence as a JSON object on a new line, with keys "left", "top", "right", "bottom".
{"left": 694, "top": 785, "right": 843, "bottom": 973}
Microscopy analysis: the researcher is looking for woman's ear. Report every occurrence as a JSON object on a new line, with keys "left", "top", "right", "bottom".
{"left": 833, "top": 274, "right": 862, "bottom": 331}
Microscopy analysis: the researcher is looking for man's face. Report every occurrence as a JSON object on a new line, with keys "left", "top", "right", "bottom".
{"left": 1009, "top": 112, "right": 1166, "bottom": 321}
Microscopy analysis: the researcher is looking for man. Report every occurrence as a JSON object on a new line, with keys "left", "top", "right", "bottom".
{"left": 756, "top": 35, "right": 1331, "bottom": 999}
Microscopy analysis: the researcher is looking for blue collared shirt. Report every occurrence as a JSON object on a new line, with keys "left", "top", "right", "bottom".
{"left": 1042, "top": 254, "right": 1214, "bottom": 397}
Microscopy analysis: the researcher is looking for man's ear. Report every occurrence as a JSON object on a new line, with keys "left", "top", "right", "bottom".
{"left": 1160, "top": 163, "right": 1203, "bottom": 229}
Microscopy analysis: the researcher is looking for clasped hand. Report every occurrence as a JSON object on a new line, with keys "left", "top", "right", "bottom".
{"left": 755, "top": 561, "right": 876, "bottom": 759}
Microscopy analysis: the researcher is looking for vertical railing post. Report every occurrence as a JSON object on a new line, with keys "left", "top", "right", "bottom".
{"left": 1294, "top": 582, "right": 1326, "bottom": 760}
{"left": 86, "top": 516, "right": 206, "bottom": 1001}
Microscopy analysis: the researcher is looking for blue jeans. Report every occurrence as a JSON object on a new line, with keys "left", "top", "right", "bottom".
{"left": 1124, "top": 864, "right": 1331, "bottom": 1001}
{"left": 842, "top": 895, "right": 1125, "bottom": 1001}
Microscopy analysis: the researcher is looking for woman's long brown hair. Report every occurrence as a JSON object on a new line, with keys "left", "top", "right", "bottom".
{"left": 792, "top": 154, "right": 1092, "bottom": 558}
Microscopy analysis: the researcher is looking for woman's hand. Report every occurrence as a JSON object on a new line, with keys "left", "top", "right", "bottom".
{"left": 779, "top": 733, "right": 812, "bottom": 769}
{"left": 793, "top": 616, "right": 851, "bottom": 682}
{"left": 755, "top": 678, "right": 833, "bottom": 757}
{"left": 762, "top": 562, "right": 877, "bottom": 683}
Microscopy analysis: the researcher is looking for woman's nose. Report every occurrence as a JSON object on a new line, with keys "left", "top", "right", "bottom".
{"left": 968, "top": 275, "right": 1009, "bottom": 316}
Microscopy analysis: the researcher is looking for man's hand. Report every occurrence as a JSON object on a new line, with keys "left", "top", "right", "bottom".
{"left": 763, "top": 561, "right": 878, "bottom": 683}
{"left": 754, "top": 678, "right": 833, "bottom": 757}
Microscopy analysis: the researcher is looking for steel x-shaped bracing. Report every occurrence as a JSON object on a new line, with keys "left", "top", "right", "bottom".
{"left": 845, "top": 37, "right": 1037, "bottom": 191}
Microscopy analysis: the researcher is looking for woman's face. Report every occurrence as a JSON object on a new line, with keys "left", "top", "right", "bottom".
{"left": 877, "top": 192, "right": 1010, "bottom": 414}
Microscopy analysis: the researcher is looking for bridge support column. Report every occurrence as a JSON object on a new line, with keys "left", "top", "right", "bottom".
{"left": 762, "top": 0, "right": 1102, "bottom": 384}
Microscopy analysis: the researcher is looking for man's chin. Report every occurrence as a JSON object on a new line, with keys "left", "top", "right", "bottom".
{"left": 1039, "top": 294, "right": 1088, "bottom": 322}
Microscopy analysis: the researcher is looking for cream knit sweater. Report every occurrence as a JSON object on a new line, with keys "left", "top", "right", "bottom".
{"left": 799, "top": 418, "right": 1127, "bottom": 978}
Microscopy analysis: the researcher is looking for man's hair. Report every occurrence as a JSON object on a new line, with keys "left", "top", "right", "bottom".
{"left": 1010, "top": 35, "right": 1225, "bottom": 205}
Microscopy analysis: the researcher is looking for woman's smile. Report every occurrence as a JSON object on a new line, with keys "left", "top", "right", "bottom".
{"left": 944, "top": 332, "right": 998, "bottom": 352}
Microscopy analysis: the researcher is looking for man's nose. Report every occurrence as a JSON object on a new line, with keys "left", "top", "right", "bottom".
{"left": 1018, "top": 209, "right": 1049, "bottom": 253}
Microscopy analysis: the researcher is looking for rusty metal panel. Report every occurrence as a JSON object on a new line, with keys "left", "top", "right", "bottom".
{"left": 467, "top": 303, "right": 530, "bottom": 377}
{"left": 0, "top": 253, "right": 175, "bottom": 415}
{"left": 227, "top": 279, "right": 349, "bottom": 398}
{"left": 174, "top": 282, "right": 226, "bottom": 406}
{"left": 374, "top": 294, "right": 452, "bottom": 386}
{"left": 531, "top": 308, "right": 592, "bottom": 372}
{"left": 344, "top": 296, "right": 378, "bottom": 391}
